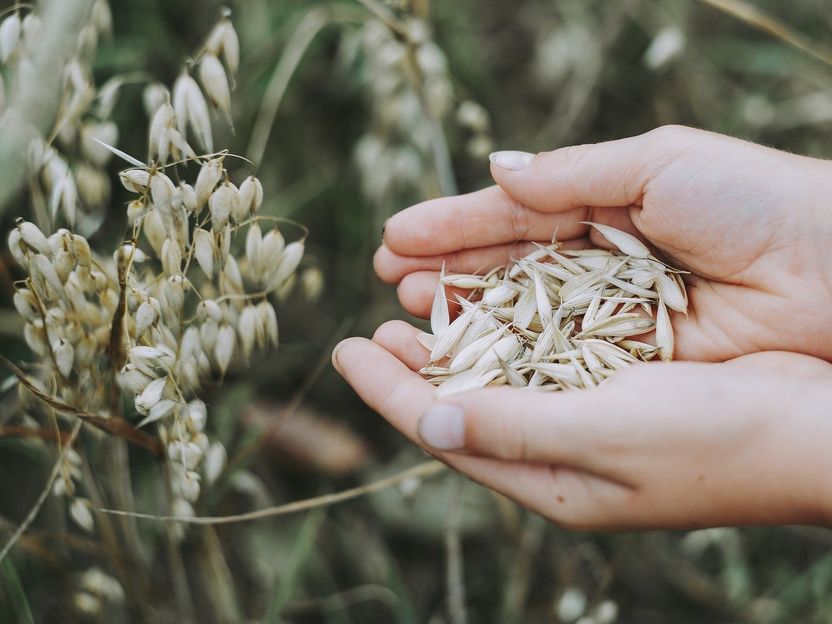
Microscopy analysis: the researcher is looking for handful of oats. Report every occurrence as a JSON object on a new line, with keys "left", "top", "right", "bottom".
{"left": 418, "top": 223, "right": 688, "bottom": 397}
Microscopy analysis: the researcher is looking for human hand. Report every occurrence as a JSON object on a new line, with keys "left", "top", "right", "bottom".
{"left": 374, "top": 126, "right": 832, "bottom": 362}
{"left": 333, "top": 321, "right": 832, "bottom": 529}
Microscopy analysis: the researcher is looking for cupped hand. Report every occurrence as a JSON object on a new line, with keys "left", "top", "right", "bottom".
{"left": 333, "top": 321, "right": 832, "bottom": 530}
{"left": 375, "top": 125, "right": 832, "bottom": 362}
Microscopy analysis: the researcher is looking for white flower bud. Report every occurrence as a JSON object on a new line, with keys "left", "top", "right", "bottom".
{"left": 0, "top": 13, "right": 21, "bottom": 63}
{"left": 199, "top": 318, "right": 219, "bottom": 353}
{"left": 7, "top": 227, "right": 26, "bottom": 266}
{"left": 196, "top": 299, "right": 222, "bottom": 322}
{"left": 258, "top": 228, "right": 285, "bottom": 275}
{"left": 17, "top": 220, "right": 52, "bottom": 256}
{"left": 192, "top": 227, "right": 215, "bottom": 278}
{"left": 52, "top": 338, "right": 74, "bottom": 378}
{"left": 168, "top": 440, "right": 203, "bottom": 470}
{"left": 161, "top": 238, "right": 182, "bottom": 275}
{"left": 178, "top": 183, "right": 197, "bottom": 213}
{"left": 32, "top": 253, "right": 64, "bottom": 294}
{"left": 177, "top": 471, "right": 201, "bottom": 502}
{"left": 119, "top": 169, "right": 150, "bottom": 193}
{"left": 135, "top": 300, "right": 158, "bottom": 337}
{"left": 238, "top": 305, "right": 259, "bottom": 359}
{"left": 148, "top": 103, "right": 174, "bottom": 162}
{"left": 195, "top": 158, "right": 223, "bottom": 209}
{"left": 245, "top": 223, "right": 261, "bottom": 275}
{"left": 220, "top": 256, "right": 243, "bottom": 295}
{"left": 186, "top": 400, "right": 207, "bottom": 433}
{"left": 13, "top": 289, "right": 37, "bottom": 321}
{"left": 135, "top": 376, "right": 167, "bottom": 414}
{"left": 69, "top": 498, "right": 95, "bottom": 533}
{"left": 270, "top": 240, "right": 304, "bottom": 291}
{"left": 214, "top": 324, "right": 236, "bottom": 375}
{"left": 150, "top": 172, "right": 175, "bottom": 217}
{"left": 209, "top": 181, "right": 238, "bottom": 228}
{"left": 199, "top": 53, "right": 231, "bottom": 118}
{"left": 256, "top": 301, "right": 278, "bottom": 347}
{"left": 238, "top": 176, "right": 263, "bottom": 215}
{"left": 142, "top": 209, "right": 167, "bottom": 256}
{"left": 204, "top": 442, "right": 226, "bottom": 485}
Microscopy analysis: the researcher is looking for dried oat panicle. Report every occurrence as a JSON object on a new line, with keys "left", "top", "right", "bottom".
{"left": 6, "top": 7, "right": 305, "bottom": 533}
{"left": 420, "top": 225, "right": 688, "bottom": 396}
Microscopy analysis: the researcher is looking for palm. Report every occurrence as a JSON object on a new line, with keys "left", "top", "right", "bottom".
{"left": 377, "top": 127, "right": 832, "bottom": 362}
{"left": 334, "top": 321, "right": 832, "bottom": 529}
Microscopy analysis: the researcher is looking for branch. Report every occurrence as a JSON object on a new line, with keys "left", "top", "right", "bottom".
{"left": 99, "top": 460, "right": 446, "bottom": 525}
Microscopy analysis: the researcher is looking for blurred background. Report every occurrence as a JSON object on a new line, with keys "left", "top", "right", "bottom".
{"left": 2, "top": 0, "right": 832, "bottom": 622}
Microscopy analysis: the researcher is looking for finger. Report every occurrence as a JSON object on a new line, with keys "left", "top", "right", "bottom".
{"left": 383, "top": 185, "right": 588, "bottom": 257}
{"left": 375, "top": 237, "right": 592, "bottom": 285}
{"left": 375, "top": 240, "right": 537, "bottom": 285}
{"left": 372, "top": 320, "right": 429, "bottom": 371}
{"left": 397, "top": 271, "right": 466, "bottom": 319}
{"left": 489, "top": 127, "right": 687, "bottom": 213}
{"left": 331, "top": 337, "right": 631, "bottom": 529}
{"left": 415, "top": 386, "right": 625, "bottom": 476}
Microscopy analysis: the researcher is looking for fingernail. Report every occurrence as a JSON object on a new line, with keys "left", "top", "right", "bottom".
{"left": 418, "top": 403, "right": 465, "bottom": 450}
{"left": 331, "top": 341, "right": 346, "bottom": 374}
{"left": 489, "top": 150, "right": 534, "bottom": 171}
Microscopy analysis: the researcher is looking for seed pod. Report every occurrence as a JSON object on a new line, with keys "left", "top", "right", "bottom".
{"left": 209, "top": 181, "right": 237, "bottom": 228}
{"left": 161, "top": 238, "right": 182, "bottom": 275}
{"left": 138, "top": 399, "right": 178, "bottom": 428}
{"left": 198, "top": 53, "right": 231, "bottom": 120}
{"left": 258, "top": 228, "right": 285, "bottom": 275}
{"left": 0, "top": 13, "right": 21, "bottom": 63}
{"left": 7, "top": 227, "right": 25, "bottom": 266}
{"left": 238, "top": 176, "right": 263, "bottom": 215}
{"left": 221, "top": 256, "right": 244, "bottom": 294}
{"left": 186, "top": 400, "right": 207, "bottom": 432}
{"left": 245, "top": 222, "right": 262, "bottom": 272}
{"left": 143, "top": 208, "right": 167, "bottom": 256}
{"left": 168, "top": 441, "right": 203, "bottom": 470}
{"left": 583, "top": 222, "right": 651, "bottom": 259}
{"left": 196, "top": 299, "right": 223, "bottom": 322}
{"left": 192, "top": 227, "right": 215, "bottom": 278}
{"left": 69, "top": 498, "right": 95, "bottom": 533}
{"left": 32, "top": 253, "right": 64, "bottom": 294}
{"left": 300, "top": 267, "right": 323, "bottom": 301}
{"left": 195, "top": 159, "right": 223, "bottom": 209}
{"left": 13, "top": 289, "right": 37, "bottom": 320}
{"left": 449, "top": 329, "right": 504, "bottom": 373}
{"left": 135, "top": 300, "right": 158, "bottom": 337}
{"left": 269, "top": 241, "right": 304, "bottom": 291}
{"left": 150, "top": 172, "right": 175, "bottom": 217}
{"left": 119, "top": 169, "right": 150, "bottom": 193}
{"left": 214, "top": 324, "right": 236, "bottom": 375}
{"left": 52, "top": 338, "right": 74, "bottom": 378}
{"left": 654, "top": 271, "right": 687, "bottom": 313}
{"left": 178, "top": 183, "right": 197, "bottom": 213}
{"left": 238, "top": 305, "right": 259, "bottom": 359}
{"left": 17, "top": 221, "right": 52, "bottom": 256}
{"left": 148, "top": 102, "right": 174, "bottom": 161}
{"left": 655, "top": 298, "right": 674, "bottom": 361}
{"left": 115, "top": 363, "right": 153, "bottom": 396}
{"left": 256, "top": 301, "right": 278, "bottom": 347}
{"left": 135, "top": 376, "right": 167, "bottom": 414}
{"left": 204, "top": 442, "right": 226, "bottom": 485}
{"left": 177, "top": 471, "right": 201, "bottom": 502}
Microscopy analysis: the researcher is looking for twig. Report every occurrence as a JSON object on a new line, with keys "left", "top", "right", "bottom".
{"left": 699, "top": 0, "right": 832, "bottom": 67}
{"left": 99, "top": 460, "right": 445, "bottom": 525}
{"left": 0, "top": 355, "right": 164, "bottom": 456}
{"left": 445, "top": 475, "right": 467, "bottom": 624}
{"left": 0, "top": 420, "right": 82, "bottom": 563}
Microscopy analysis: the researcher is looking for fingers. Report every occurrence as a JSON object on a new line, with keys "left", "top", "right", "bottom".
{"left": 372, "top": 320, "right": 429, "bottom": 371}
{"left": 489, "top": 127, "right": 688, "bottom": 213}
{"left": 383, "top": 185, "right": 588, "bottom": 257}
{"left": 375, "top": 237, "right": 593, "bottom": 285}
{"left": 375, "top": 240, "right": 538, "bottom": 284}
{"left": 396, "top": 271, "right": 462, "bottom": 319}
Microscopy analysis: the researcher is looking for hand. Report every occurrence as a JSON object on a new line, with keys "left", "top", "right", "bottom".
{"left": 333, "top": 322, "right": 832, "bottom": 529}
{"left": 374, "top": 125, "right": 832, "bottom": 361}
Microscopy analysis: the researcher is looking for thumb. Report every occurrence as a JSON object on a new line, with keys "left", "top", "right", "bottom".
{"left": 488, "top": 126, "right": 683, "bottom": 213}
{"left": 416, "top": 387, "right": 615, "bottom": 474}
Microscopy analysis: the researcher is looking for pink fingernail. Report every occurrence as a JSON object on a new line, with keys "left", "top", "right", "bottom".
{"left": 489, "top": 150, "right": 534, "bottom": 171}
{"left": 418, "top": 404, "right": 465, "bottom": 450}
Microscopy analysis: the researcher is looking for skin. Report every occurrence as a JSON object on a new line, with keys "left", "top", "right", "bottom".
{"left": 333, "top": 125, "right": 832, "bottom": 530}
